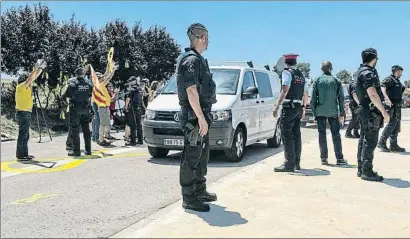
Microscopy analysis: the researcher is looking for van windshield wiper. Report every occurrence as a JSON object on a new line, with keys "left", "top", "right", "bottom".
{"left": 161, "top": 91, "right": 177, "bottom": 94}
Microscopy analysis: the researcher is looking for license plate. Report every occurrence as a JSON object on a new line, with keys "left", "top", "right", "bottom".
{"left": 164, "top": 139, "right": 184, "bottom": 146}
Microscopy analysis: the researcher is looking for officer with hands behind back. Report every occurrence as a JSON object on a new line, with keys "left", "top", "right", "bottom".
{"left": 273, "top": 54, "right": 309, "bottom": 172}
{"left": 176, "top": 23, "right": 217, "bottom": 212}
{"left": 354, "top": 48, "right": 390, "bottom": 182}
{"left": 61, "top": 67, "right": 93, "bottom": 157}
{"left": 377, "top": 65, "right": 406, "bottom": 152}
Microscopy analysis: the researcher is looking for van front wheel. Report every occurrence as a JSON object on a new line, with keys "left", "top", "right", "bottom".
{"left": 148, "top": 146, "right": 169, "bottom": 158}
{"left": 224, "top": 127, "right": 245, "bottom": 162}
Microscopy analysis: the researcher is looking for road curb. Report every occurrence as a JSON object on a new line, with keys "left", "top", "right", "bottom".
{"left": 110, "top": 138, "right": 319, "bottom": 238}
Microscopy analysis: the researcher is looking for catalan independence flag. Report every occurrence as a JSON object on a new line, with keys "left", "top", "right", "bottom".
{"left": 90, "top": 66, "right": 110, "bottom": 107}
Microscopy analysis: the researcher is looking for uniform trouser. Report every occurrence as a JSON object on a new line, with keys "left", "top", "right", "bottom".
{"left": 179, "top": 108, "right": 211, "bottom": 196}
{"left": 379, "top": 106, "right": 401, "bottom": 146}
{"left": 126, "top": 106, "right": 143, "bottom": 143}
{"left": 70, "top": 108, "right": 91, "bottom": 154}
{"left": 357, "top": 108, "right": 382, "bottom": 173}
{"left": 316, "top": 116, "right": 344, "bottom": 160}
{"left": 346, "top": 105, "right": 360, "bottom": 134}
{"left": 66, "top": 111, "right": 73, "bottom": 148}
{"left": 91, "top": 102, "right": 100, "bottom": 141}
{"left": 281, "top": 107, "right": 302, "bottom": 168}
{"left": 16, "top": 111, "right": 31, "bottom": 158}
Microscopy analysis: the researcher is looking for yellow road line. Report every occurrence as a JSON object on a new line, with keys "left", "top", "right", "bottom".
{"left": 11, "top": 193, "right": 58, "bottom": 205}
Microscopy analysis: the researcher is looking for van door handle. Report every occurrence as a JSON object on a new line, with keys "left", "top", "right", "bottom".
{"left": 261, "top": 100, "right": 265, "bottom": 103}
{"left": 256, "top": 101, "right": 260, "bottom": 103}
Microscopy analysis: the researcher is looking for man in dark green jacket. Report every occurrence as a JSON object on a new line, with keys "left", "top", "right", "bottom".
{"left": 311, "top": 61, "right": 347, "bottom": 166}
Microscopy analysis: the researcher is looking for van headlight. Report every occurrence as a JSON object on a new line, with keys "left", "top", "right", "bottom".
{"left": 145, "top": 110, "right": 156, "bottom": 120}
{"left": 212, "top": 110, "right": 231, "bottom": 121}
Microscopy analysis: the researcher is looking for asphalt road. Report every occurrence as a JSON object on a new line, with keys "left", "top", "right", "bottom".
{"left": 3, "top": 109, "right": 408, "bottom": 238}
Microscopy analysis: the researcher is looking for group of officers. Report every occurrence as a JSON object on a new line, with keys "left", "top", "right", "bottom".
{"left": 175, "top": 23, "right": 407, "bottom": 212}
{"left": 15, "top": 22, "right": 406, "bottom": 213}
{"left": 62, "top": 66, "right": 145, "bottom": 156}
{"left": 272, "top": 48, "right": 406, "bottom": 184}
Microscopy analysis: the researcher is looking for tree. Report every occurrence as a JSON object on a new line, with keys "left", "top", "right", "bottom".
{"left": 296, "top": 62, "right": 310, "bottom": 78}
{"left": 1, "top": 3, "right": 57, "bottom": 75}
{"left": 336, "top": 70, "right": 352, "bottom": 84}
{"left": 141, "top": 25, "right": 181, "bottom": 82}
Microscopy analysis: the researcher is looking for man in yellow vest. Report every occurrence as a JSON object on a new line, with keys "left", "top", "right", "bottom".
{"left": 15, "top": 60, "right": 45, "bottom": 161}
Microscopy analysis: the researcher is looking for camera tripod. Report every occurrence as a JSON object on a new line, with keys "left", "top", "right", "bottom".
{"left": 32, "top": 86, "right": 53, "bottom": 143}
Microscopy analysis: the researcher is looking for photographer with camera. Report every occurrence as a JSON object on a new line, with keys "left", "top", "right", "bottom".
{"left": 15, "top": 60, "right": 46, "bottom": 161}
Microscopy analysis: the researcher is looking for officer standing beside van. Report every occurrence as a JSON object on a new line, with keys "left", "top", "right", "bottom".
{"left": 377, "top": 65, "right": 406, "bottom": 152}
{"left": 124, "top": 77, "right": 144, "bottom": 146}
{"left": 176, "top": 23, "right": 217, "bottom": 212}
{"left": 273, "top": 54, "right": 309, "bottom": 172}
{"left": 62, "top": 67, "right": 93, "bottom": 157}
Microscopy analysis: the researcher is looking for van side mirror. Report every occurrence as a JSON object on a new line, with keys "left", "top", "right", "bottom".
{"left": 242, "top": 86, "right": 258, "bottom": 99}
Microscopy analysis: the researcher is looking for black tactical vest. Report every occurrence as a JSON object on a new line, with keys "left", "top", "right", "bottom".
{"left": 384, "top": 75, "right": 403, "bottom": 104}
{"left": 354, "top": 64, "right": 384, "bottom": 108}
{"left": 348, "top": 77, "right": 358, "bottom": 107}
{"left": 176, "top": 48, "right": 216, "bottom": 108}
{"left": 284, "top": 67, "right": 305, "bottom": 101}
{"left": 71, "top": 77, "right": 92, "bottom": 112}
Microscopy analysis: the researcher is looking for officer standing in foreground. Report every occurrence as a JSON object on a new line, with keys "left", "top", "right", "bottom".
{"left": 354, "top": 48, "right": 390, "bottom": 182}
{"left": 310, "top": 61, "right": 347, "bottom": 166}
{"left": 124, "top": 76, "right": 144, "bottom": 146}
{"left": 176, "top": 23, "right": 217, "bottom": 212}
{"left": 377, "top": 65, "right": 406, "bottom": 152}
{"left": 273, "top": 54, "right": 309, "bottom": 172}
{"left": 345, "top": 72, "right": 361, "bottom": 138}
{"left": 62, "top": 67, "right": 93, "bottom": 156}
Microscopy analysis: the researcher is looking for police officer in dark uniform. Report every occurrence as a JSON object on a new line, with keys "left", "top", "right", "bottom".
{"left": 345, "top": 73, "right": 361, "bottom": 138}
{"left": 176, "top": 23, "right": 217, "bottom": 212}
{"left": 62, "top": 67, "right": 93, "bottom": 156}
{"left": 273, "top": 54, "right": 309, "bottom": 172}
{"left": 124, "top": 77, "right": 143, "bottom": 146}
{"left": 65, "top": 65, "right": 93, "bottom": 153}
{"left": 354, "top": 48, "right": 390, "bottom": 182}
{"left": 377, "top": 65, "right": 406, "bottom": 152}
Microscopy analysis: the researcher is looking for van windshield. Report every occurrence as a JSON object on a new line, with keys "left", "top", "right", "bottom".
{"left": 161, "top": 69, "right": 241, "bottom": 95}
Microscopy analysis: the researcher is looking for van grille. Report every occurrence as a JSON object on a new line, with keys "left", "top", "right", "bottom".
{"left": 156, "top": 111, "right": 177, "bottom": 121}
{"left": 153, "top": 128, "right": 184, "bottom": 136}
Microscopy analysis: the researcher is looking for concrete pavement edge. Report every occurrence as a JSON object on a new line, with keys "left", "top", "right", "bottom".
{"left": 109, "top": 139, "right": 320, "bottom": 238}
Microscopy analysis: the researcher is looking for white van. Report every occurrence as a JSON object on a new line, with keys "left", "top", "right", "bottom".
{"left": 143, "top": 62, "right": 282, "bottom": 162}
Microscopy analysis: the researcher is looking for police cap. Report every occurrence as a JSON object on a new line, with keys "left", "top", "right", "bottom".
{"left": 283, "top": 53, "right": 299, "bottom": 60}
{"left": 392, "top": 65, "right": 403, "bottom": 71}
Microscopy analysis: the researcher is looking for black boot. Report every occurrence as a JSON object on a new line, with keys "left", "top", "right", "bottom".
{"left": 182, "top": 195, "right": 210, "bottom": 212}
{"left": 136, "top": 140, "right": 144, "bottom": 145}
{"left": 197, "top": 191, "right": 217, "bottom": 202}
{"left": 68, "top": 151, "right": 81, "bottom": 157}
{"left": 84, "top": 151, "right": 92, "bottom": 156}
{"left": 125, "top": 142, "right": 137, "bottom": 146}
{"left": 336, "top": 159, "right": 348, "bottom": 165}
{"left": 294, "top": 163, "right": 301, "bottom": 170}
{"left": 353, "top": 130, "right": 360, "bottom": 138}
{"left": 361, "top": 170, "right": 384, "bottom": 182}
{"left": 377, "top": 141, "right": 390, "bottom": 152}
{"left": 357, "top": 161, "right": 362, "bottom": 177}
{"left": 321, "top": 158, "right": 329, "bottom": 165}
{"left": 274, "top": 164, "right": 294, "bottom": 172}
{"left": 345, "top": 132, "right": 355, "bottom": 138}
{"left": 390, "top": 144, "right": 406, "bottom": 152}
